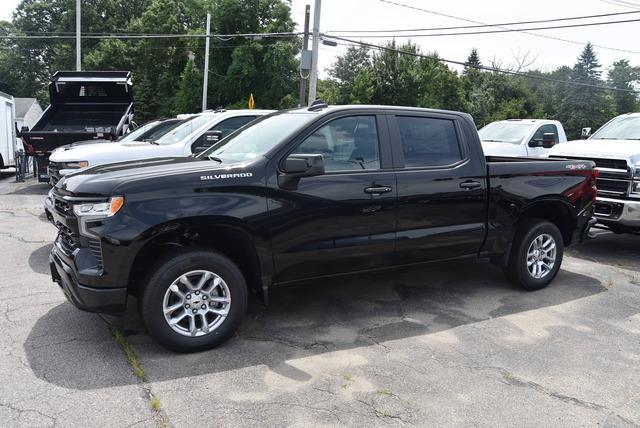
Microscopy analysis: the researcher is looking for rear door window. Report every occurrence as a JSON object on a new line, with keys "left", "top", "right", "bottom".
{"left": 397, "top": 116, "right": 462, "bottom": 167}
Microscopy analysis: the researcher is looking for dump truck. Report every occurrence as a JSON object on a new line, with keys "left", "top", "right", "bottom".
{"left": 19, "top": 71, "right": 134, "bottom": 182}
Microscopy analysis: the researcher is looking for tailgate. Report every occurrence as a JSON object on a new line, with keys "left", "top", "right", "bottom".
{"left": 22, "top": 131, "right": 114, "bottom": 155}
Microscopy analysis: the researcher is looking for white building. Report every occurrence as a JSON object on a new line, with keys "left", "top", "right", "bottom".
{"left": 15, "top": 98, "right": 42, "bottom": 131}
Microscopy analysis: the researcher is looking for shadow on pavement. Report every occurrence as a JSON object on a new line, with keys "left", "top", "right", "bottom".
{"left": 24, "top": 259, "right": 604, "bottom": 390}
{"left": 568, "top": 232, "right": 640, "bottom": 273}
{"left": 9, "top": 182, "right": 49, "bottom": 195}
{"left": 28, "top": 244, "right": 53, "bottom": 275}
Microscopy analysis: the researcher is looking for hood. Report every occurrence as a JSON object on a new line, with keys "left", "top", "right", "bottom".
{"left": 481, "top": 140, "right": 526, "bottom": 157}
{"left": 52, "top": 139, "right": 113, "bottom": 153}
{"left": 549, "top": 139, "right": 640, "bottom": 166}
{"left": 57, "top": 156, "right": 257, "bottom": 195}
{"left": 49, "top": 140, "right": 167, "bottom": 165}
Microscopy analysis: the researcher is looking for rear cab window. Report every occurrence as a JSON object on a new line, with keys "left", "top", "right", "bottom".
{"left": 396, "top": 116, "right": 463, "bottom": 168}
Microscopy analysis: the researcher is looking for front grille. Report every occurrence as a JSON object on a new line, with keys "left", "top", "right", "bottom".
{"left": 48, "top": 162, "right": 61, "bottom": 185}
{"left": 56, "top": 221, "right": 79, "bottom": 254}
{"left": 53, "top": 197, "right": 73, "bottom": 216}
{"left": 87, "top": 237, "right": 103, "bottom": 268}
{"left": 51, "top": 190, "right": 104, "bottom": 270}
{"left": 596, "top": 178, "right": 630, "bottom": 196}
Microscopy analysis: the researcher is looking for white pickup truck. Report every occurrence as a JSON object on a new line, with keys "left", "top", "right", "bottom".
{"left": 550, "top": 113, "right": 640, "bottom": 234}
{"left": 478, "top": 119, "right": 567, "bottom": 157}
{"left": 48, "top": 109, "right": 272, "bottom": 184}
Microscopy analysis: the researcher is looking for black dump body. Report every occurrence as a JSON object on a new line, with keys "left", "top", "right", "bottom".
{"left": 19, "top": 71, "right": 134, "bottom": 181}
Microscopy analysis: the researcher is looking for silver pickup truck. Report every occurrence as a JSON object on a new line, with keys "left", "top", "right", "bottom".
{"left": 550, "top": 112, "right": 640, "bottom": 234}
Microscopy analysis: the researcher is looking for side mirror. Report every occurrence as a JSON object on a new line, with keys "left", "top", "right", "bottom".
{"left": 581, "top": 127, "right": 591, "bottom": 139}
{"left": 191, "top": 130, "right": 224, "bottom": 154}
{"left": 282, "top": 154, "right": 325, "bottom": 177}
{"left": 528, "top": 139, "right": 542, "bottom": 148}
{"left": 541, "top": 132, "right": 556, "bottom": 148}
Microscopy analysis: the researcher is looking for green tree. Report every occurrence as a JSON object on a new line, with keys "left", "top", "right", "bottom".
{"left": 607, "top": 59, "right": 639, "bottom": 114}
{"left": 174, "top": 58, "right": 203, "bottom": 114}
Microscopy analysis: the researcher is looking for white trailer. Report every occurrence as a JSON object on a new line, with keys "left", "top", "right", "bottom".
{"left": 0, "top": 91, "right": 17, "bottom": 169}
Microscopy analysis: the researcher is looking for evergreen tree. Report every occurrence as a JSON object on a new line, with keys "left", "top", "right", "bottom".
{"left": 607, "top": 59, "right": 639, "bottom": 114}
{"left": 559, "top": 43, "right": 615, "bottom": 139}
{"left": 173, "top": 58, "right": 202, "bottom": 115}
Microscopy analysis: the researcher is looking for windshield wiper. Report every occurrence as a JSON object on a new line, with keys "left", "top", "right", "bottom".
{"left": 207, "top": 155, "right": 223, "bottom": 163}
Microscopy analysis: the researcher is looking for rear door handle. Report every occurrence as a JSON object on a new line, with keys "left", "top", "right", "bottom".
{"left": 364, "top": 186, "right": 392, "bottom": 195}
{"left": 459, "top": 180, "right": 482, "bottom": 190}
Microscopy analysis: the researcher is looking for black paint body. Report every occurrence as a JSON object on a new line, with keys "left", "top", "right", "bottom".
{"left": 48, "top": 106, "right": 596, "bottom": 312}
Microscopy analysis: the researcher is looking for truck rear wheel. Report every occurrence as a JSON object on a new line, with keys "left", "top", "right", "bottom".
{"left": 139, "top": 249, "right": 248, "bottom": 353}
{"left": 504, "top": 219, "right": 564, "bottom": 291}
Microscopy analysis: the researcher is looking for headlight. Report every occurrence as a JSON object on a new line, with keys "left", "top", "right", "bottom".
{"left": 73, "top": 196, "right": 124, "bottom": 217}
{"left": 63, "top": 161, "right": 89, "bottom": 169}
{"left": 634, "top": 165, "right": 640, "bottom": 179}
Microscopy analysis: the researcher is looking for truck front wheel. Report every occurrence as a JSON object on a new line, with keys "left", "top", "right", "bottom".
{"left": 504, "top": 219, "right": 564, "bottom": 291}
{"left": 139, "top": 249, "right": 248, "bottom": 352}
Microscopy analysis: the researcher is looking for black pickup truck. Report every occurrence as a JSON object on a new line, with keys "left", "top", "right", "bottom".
{"left": 48, "top": 104, "right": 597, "bottom": 352}
{"left": 19, "top": 71, "right": 134, "bottom": 182}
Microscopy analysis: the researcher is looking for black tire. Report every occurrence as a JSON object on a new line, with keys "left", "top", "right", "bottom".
{"left": 504, "top": 218, "right": 564, "bottom": 291}
{"left": 139, "top": 249, "right": 248, "bottom": 353}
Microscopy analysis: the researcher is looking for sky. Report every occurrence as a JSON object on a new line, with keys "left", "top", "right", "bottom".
{"left": 1, "top": 0, "right": 639, "bottom": 78}
{"left": 290, "top": 0, "right": 640, "bottom": 77}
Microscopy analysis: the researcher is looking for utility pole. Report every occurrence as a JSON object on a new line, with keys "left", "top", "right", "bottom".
{"left": 307, "top": 0, "right": 321, "bottom": 106}
{"left": 298, "top": 5, "right": 311, "bottom": 107}
{"left": 75, "top": 0, "right": 81, "bottom": 71}
{"left": 202, "top": 13, "right": 211, "bottom": 112}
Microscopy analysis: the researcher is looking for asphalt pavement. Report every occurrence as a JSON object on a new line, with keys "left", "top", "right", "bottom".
{"left": 1, "top": 173, "right": 639, "bottom": 427}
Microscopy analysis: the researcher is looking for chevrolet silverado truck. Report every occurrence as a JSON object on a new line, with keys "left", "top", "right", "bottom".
{"left": 550, "top": 112, "right": 640, "bottom": 234}
{"left": 46, "top": 109, "right": 271, "bottom": 185}
{"left": 479, "top": 119, "right": 567, "bottom": 157}
{"left": 47, "top": 117, "right": 184, "bottom": 186}
{"left": 48, "top": 104, "right": 597, "bottom": 352}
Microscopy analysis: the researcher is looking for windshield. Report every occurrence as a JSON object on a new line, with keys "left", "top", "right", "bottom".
{"left": 155, "top": 115, "right": 212, "bottom": 145}
{"left": 478, "top": 122, "right": 535, "bottom": 144}
{"left": 198, "top": 112, "right": 314, "bottom": 162}
{"left": 591, "top": 116, "right": 640, "bottom": 140}
{"left": 118, "top": 120, "right": 161, "bottom": 142}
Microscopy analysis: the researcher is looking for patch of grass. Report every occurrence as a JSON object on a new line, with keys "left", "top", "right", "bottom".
{"left": 150, "top": 395, "right": 162, "bottom": 412}
{"left": 113, "top": 328, "right": 145, "bottom": 381}
{"left": 341, "top": 372, "right": 354, "bottom": 389}
{"left": 376, "top": 388, "right": 392, "bottom": 396}
{"left": 604, "top": 277, "right": 614, "bottom": 289}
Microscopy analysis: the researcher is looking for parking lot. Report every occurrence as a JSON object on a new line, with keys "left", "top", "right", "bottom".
{"left": 1, "top": 173, "right": 639, "bottom": 427}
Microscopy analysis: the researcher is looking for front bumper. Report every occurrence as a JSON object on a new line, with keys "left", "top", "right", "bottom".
{"left": 594, "top": 196, "right": 640, "bottom": 228}
{"left": 50, "top": 245, "right": 127, "bottom": 313}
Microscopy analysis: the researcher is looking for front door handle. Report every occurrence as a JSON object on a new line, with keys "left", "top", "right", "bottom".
{"left": 459, "top": 180, "right": 482, "bottom": 190}
{"left": 364, "top": 186, "right": 392, "bottom": 195}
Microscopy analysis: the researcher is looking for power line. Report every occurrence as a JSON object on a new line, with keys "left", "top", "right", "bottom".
{"left": 327, "top": 9, "right": 640, "bottom": 33}
{"left": 377, "top": 0, "right": 640, "bottom": 55}
{"left": 322, "top": 34, "right": 639, "bottom": 94}
{"left": 328, "top": 17, "right": 640, "bottom": 38}
{"left": 601, "top": 0, "right": 640, "bottom": 9}
{"left": 0, "top": 31, "right": 301, "bottom": 40}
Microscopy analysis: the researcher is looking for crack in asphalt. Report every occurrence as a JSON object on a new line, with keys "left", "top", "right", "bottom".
{"left": 0, "top": 231, "right": 51, "bottom": 244}
{"left": 356, "top": 398, "right": 413, "bottom": 425}
{"left": 244, "top": 334, "right": 332, "bottom": 351}
{"left": 0, "top": 401, "right": 57, "bottom": 427}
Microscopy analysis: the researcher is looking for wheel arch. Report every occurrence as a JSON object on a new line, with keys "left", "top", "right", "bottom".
{"left": 519, "top": 198, "right": 575, "bottom": 245}
{"left": 128, "top": 217, "right": 271, "bottom": 300}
